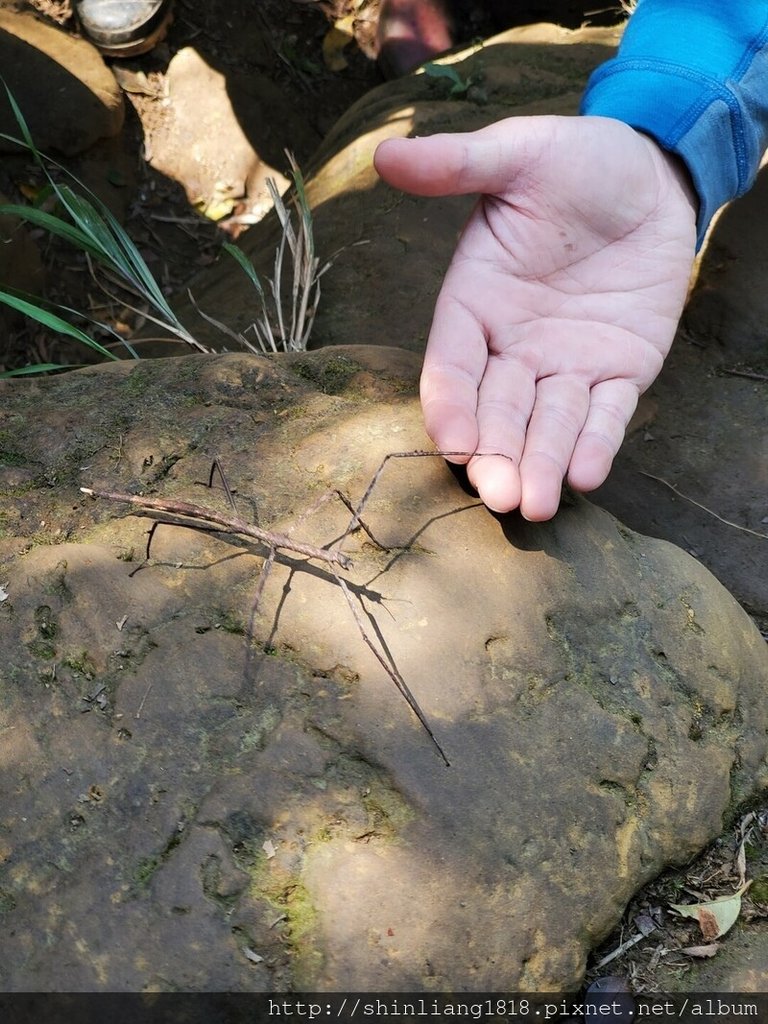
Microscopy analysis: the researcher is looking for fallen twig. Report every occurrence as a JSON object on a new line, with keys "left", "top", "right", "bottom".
{"left": 640, "top": 472, "right": 768, "bottom": 541}
{"left": 718, "top": 367, "right": 768, "bottom": 382}
{"left": 593, "top": 930, "right": 647, "bottom": 970}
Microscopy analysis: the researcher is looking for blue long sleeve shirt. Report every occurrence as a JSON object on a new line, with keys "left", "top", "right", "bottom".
{"left": 580, "top": 0, "right": 768, "bottom": 246}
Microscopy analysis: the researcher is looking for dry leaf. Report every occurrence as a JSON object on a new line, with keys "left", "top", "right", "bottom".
{"left": 195, "top": 182, "right": 238, "bottom": 222}
{"left": 735, "top": 840, "right": 747, "bottom": 887}
{"left": 634, "top": 913, "right": 657, "bottom": 937}
{"left": 681, "top": 944, "right": 720, "bottom": 958}
{"left": 735, "top": 811, "right": 755, "bottom": 887}
{"left": 111, "top": 66, "right": 163, "bottom": 97}
{"left": 670, "top": 884, "right": 750, "bottom": 940}
{"left": 323, "top": 13, "right": 356, "bottom": 71}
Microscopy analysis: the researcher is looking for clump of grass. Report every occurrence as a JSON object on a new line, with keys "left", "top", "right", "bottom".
{"left": 0, "top": 82, "right": 209, "bottom": 376}
{"left": 201, "top": 152, "right": 339, "bottom": 356}
{"left": 0, "top": 86, "right": 334, "bottom": 376}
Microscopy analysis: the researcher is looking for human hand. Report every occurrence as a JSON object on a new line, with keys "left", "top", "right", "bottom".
{"left": 374, "top": 116, "right": 698, "bottom": 520}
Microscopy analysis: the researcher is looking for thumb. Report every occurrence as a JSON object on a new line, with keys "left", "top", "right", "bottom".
{"left": 374, "top": 116, "right": 556, "bottom": 197}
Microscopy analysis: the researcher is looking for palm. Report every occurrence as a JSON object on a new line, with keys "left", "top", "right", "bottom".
{"left": 375, "top": 116, "right": 698, "bottom": 519}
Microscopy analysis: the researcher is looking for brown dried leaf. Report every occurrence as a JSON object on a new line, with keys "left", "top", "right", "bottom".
{"left": 735, "top": 840, "right": 747, "bottom": 887}
{"left": 681, "top": 944, "right": 720, "bottom": 958}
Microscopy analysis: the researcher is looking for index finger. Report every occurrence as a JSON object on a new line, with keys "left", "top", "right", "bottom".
{"left": 420, "top": 291, "right": 487, "bottom": 463}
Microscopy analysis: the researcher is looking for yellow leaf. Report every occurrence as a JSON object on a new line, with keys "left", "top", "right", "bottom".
{"left": 323, "top": 13, "right": 356, "bottom": 72}
{"left": 194, "top": 181, "right": 238, "bottom": 222}
{"left": 18, "top": 182, "right": 40, "bottom": 201}
{"left": 670, "top": 884, "right": 750, "bottom": 940}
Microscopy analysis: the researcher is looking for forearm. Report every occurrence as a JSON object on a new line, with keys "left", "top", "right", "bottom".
{"left": 580, "top": 0, "right": 768, "bottom": 246}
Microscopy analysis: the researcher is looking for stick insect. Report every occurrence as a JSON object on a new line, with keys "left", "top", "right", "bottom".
{"left": 81, "top": 450, "right": 491, "bottom": 767}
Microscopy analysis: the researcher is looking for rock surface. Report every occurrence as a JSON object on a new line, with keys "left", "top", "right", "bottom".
{"left": 0, "top": 8, "right": 124, "bottom": 155}
{"left": 1, "top": 348, "right": 767, "bottom": 991}
{"left": 147, "top": 47, "right": 309, "bottom": 218}
{"left": 1, "top": 12, "right": 767, "bottom": 996}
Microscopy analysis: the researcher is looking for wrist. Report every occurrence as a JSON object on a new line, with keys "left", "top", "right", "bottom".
{"left": 636, "top": 130, "right": 700, "bottom": 236}
{"left": 652, "top": 140, "right": 698, "bottom": 213}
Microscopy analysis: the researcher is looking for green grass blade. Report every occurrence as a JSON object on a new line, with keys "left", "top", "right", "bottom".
{"left": 56, "top": 303, "right": 141, "bottom": 360}
{"left": 56, "top": 186, "right": 142, "bottom": 280}
{"left": 0, "top": 202, "right": 105, "bottom": 260}
{"left": 0, "top": 130, "right": 36, "bottom": 153}
{"left": 55, "top": 186, "right": 126, "bottom": 264}
{"left": 0, "top": 363, "right": 80, "bottom": 378}
{"left": 1, "top": 82, "right": 177, "bottom": 321}
{"left": 94, "top": 200, "right": 181, "bottom": 320}
{"left": 222, "top": 242, "right": 266, "bottom": 301}
{"left": 0, "top": 292, "right": 118, "bottom": 360}
{"left": 2, "top": 80, "right": 38, "bottom": 155}
{"left": 1, "top": 81, "right": 264, "bottom": 359}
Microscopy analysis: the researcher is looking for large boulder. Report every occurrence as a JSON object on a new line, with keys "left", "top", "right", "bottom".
{"left": 1, "top": 348, "right": 766, "bottom": 990}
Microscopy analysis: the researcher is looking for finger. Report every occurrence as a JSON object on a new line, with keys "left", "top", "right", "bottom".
{"left": 518, "top": 375, "right": 591, "bottom": 521}
{"left": 463, "top": 354, "right": 536, "bottom": 513}
{"left": 567, "top": 379, "right": 640, "bottom": 493}
{"left": 467, "top": 457, "right": 522, "bottom": 516}
{"left": 420, "top": 294, "right": 489, "bottom": 461}
{"left": 374, "top": 117, "right": 555, "bottom": 198}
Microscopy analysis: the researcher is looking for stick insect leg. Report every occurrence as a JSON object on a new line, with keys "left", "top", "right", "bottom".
{"left": 343, "top": 450, "right": 477, "bottom": 542}
{"left": 244, "top": 547, "right": 276, "bottom": 680}
{"left": 128, "top": 516, "right": 233, "bottom": 577}
{"left": 207, "top": 455, "right": 239, "bottom": 513}
{"left": 332, "top": 568, "right": 450, "bottom": 767}
{"left": 128, "top": 518, "right": 165, "bottom": 576}
{"left": 276, "top": 487, "right": 390, "bottom": 553}
{"left": 144, "top": 519, "right": 162, "bottom": 562}
{"left": 332, "top": 490, "right": 389, "bottom": 549}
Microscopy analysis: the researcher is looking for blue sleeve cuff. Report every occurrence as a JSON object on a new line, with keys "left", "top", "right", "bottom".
{"left": 580, "top": 1, "right": 768, "bottom": 248}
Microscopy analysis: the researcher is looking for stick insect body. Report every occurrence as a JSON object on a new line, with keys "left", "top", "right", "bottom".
{"left": 81, "top": 451, "right": 492, "bottom": 767}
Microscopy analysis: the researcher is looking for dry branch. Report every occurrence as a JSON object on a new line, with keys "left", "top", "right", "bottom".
{"left": 640, "top": 472, "right": 768, "bottom": 541}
